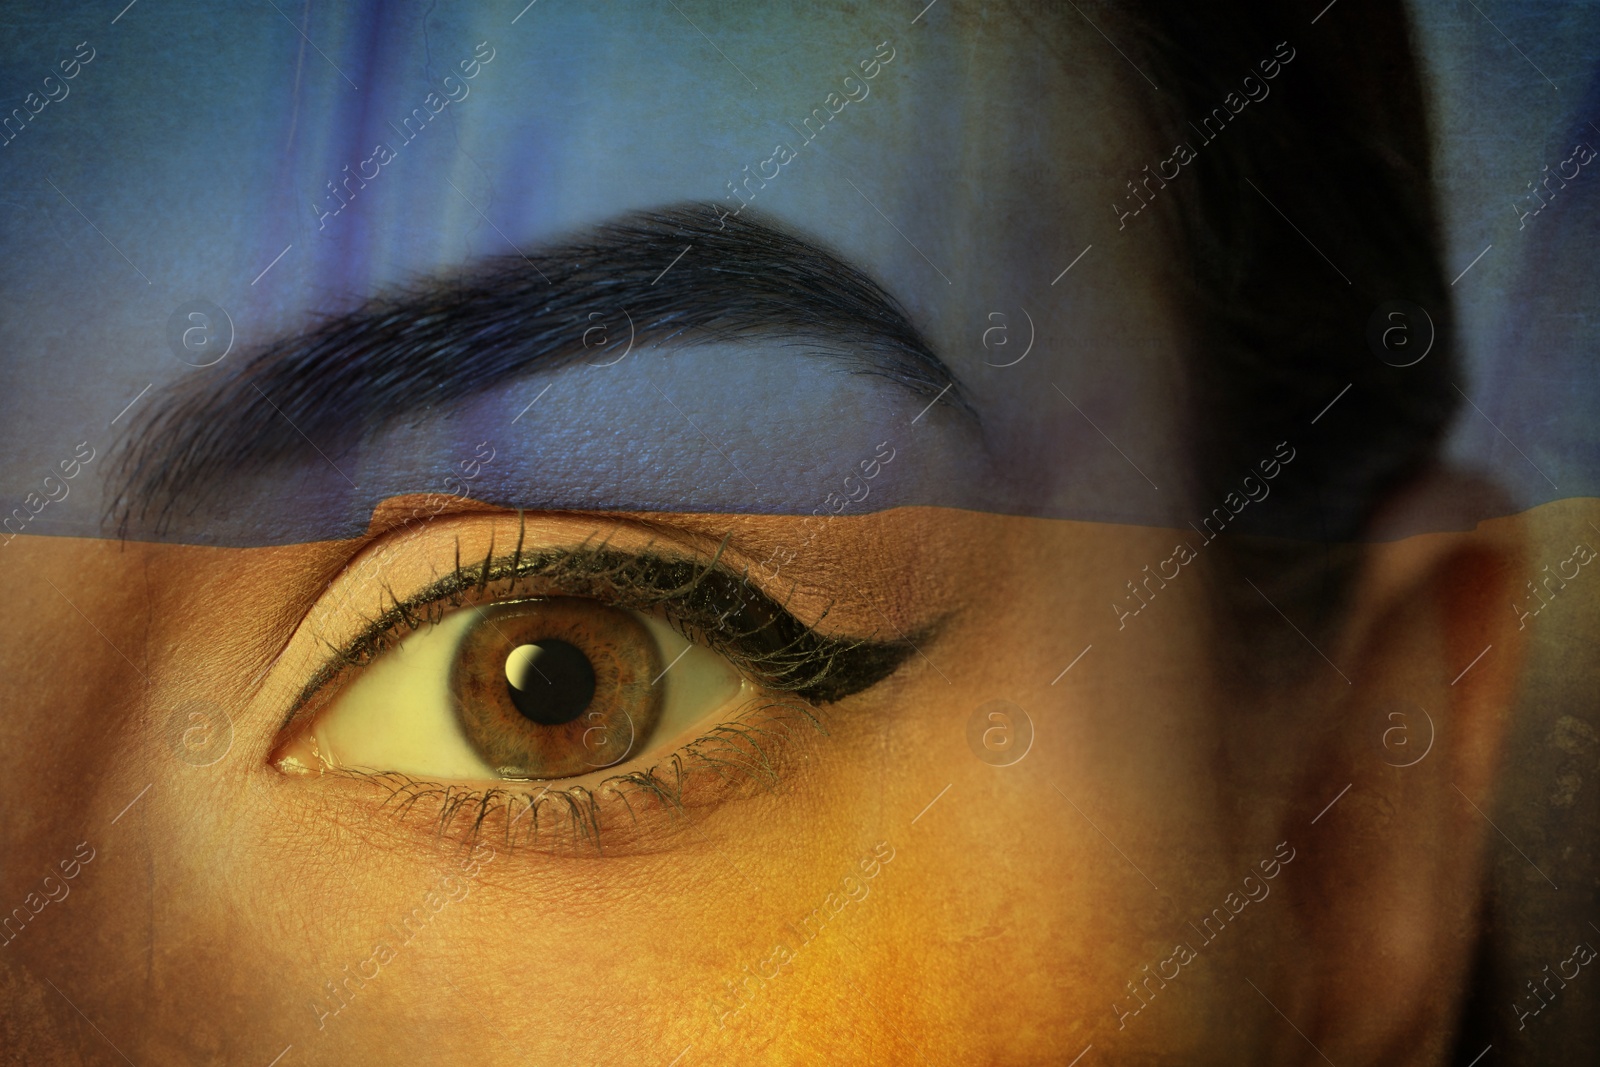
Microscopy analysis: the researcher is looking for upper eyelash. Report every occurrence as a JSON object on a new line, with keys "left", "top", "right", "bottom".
{"left": 293, "top": 516, "right": 917, "bottom": 721}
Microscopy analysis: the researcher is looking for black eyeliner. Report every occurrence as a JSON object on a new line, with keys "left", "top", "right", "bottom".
{"left": 289, "top": 522, "right": 918, "bottom": 723}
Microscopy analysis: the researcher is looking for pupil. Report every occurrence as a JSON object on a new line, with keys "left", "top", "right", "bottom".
{"left": 503, "top": 640, "right": 596, "bottom": 726}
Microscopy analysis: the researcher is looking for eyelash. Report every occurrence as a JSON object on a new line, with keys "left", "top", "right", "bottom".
{"left": 344, "top": 695, "right": 826, "bottom": 854}
{"left": 284, "top": 516, "right": 914, "bottom": 855}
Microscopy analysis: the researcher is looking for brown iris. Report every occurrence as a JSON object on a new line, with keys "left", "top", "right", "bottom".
{"left": 450, "top": 598, "right": 663, "bottom": 778}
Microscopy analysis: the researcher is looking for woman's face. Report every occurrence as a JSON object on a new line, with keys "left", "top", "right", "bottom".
{"left": 0, "top": 4, "right": 1521, "bottom": 1063}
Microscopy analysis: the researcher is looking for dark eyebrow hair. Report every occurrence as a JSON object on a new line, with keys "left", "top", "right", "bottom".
{"left": 112, "top": 203, "right": 969, "bottom": 536}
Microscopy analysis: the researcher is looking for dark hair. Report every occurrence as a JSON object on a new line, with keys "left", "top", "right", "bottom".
{"left": 1115, "top": 0, "right": 1457, "bottom": 675}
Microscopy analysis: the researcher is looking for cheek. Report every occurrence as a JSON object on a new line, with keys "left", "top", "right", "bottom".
{"left": 774, "top": 516, "right": 1230, "bottom": 1044}
{"left": 3, "top": 539, "right": 165, "bottom": 815}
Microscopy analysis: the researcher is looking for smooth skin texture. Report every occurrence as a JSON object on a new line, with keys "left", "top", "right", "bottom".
{"left": 0, "top": 3, "right": 1531, "bottom": 1063}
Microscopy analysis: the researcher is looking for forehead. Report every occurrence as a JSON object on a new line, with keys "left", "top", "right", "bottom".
{"left": 3, "top": 2, "right": 1186, "bottom": 530}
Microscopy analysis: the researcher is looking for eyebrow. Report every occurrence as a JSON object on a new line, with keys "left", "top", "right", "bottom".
{"left": 112, "top": 203, "right": 969, "bottom": 536}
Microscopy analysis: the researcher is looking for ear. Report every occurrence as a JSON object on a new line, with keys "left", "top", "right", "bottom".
{"left": 1268, "top": 470, "right": 1529, "bottom": 1064}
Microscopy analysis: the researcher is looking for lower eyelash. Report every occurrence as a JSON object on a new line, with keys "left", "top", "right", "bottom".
{"left": 334, "top": 697, "right": 827, "bottom": 856}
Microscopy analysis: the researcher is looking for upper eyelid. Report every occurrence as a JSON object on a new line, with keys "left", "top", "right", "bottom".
{"left": 295, "top": 509, "right": 694, "bottom": 652}
{"left": 277, "top": 512, "right": 916, "bottom": 729}
{"left": 336, "top": 544, "right": 910, "bottom": 699}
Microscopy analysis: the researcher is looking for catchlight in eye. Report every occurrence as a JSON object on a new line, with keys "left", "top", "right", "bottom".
{"left": 451, "top": 598, "right": 663, "bottom": 777}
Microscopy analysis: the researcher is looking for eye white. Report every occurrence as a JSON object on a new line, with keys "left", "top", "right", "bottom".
{"left": 299, "top": 606, "right": 747, "bottom": 781}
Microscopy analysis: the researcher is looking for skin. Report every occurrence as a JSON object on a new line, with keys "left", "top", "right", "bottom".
{"left": 0, "top": 3, "right": 1534, "bottom": 1063}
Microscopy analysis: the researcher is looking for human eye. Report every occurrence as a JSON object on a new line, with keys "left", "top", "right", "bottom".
{"left": 267, "top": 509, "right": 913, "bottom": 854}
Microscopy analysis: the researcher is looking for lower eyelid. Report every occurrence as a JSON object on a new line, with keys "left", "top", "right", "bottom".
{"left": 299, "top": 694, "right": 830, "bottom": 857}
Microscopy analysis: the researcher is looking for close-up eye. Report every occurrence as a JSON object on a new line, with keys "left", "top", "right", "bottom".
{"left": 274, "top": 595, "right": 747, "bottom": 782}
{"left": 9, "top": 2, "right": 1592, "bottom": 1062}
{"left": 263, "top": 518, "right": 919, "bottom": 851}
